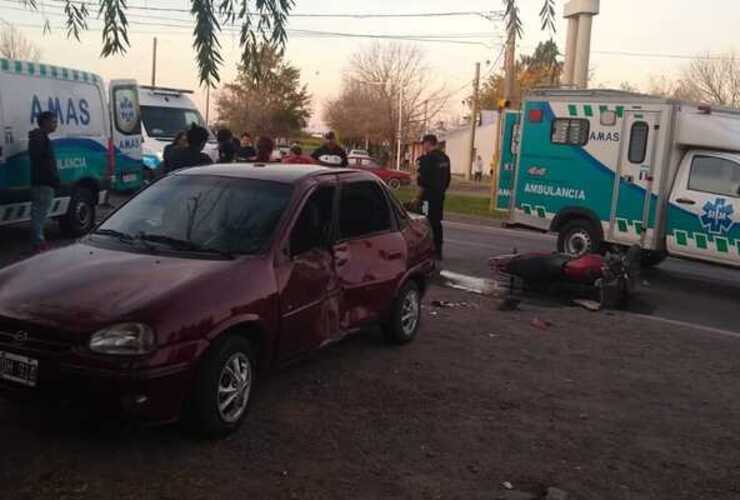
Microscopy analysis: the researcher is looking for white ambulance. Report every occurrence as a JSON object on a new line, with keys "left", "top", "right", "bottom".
{"left": 0, "top": 57, "right": 142, "bottom": 236}
{"left": 138, "top": 85, "right": 218, "bottom": 176}
{"left": 498, "top": 88, "right": 740, "bottom": 268}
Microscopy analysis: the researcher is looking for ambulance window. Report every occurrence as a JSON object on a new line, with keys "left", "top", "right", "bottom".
{"left": 628, "top": 121, "right": 649, "bottom": 164}
{"left": 689, "top": 156, "right": 740, "bottom": 198}
{"left": 511, "top": 124, "right": 520, "bottom": 155}
{"left": 551, "top": 119, "right": 589, "bottom": 146}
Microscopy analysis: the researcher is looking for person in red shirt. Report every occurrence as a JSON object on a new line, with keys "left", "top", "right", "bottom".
{"left": 282, "top": 145, "right": 317, "bottom": 165}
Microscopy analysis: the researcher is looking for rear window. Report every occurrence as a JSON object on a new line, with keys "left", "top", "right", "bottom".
{"left": 339, "top": 182, "right": 392, "bottom": 239}
{"left": 628, "top": 121, "right": 649, "bottom": 164}
{"left": 551, "top": 118, "right": 589, "bottom": 145}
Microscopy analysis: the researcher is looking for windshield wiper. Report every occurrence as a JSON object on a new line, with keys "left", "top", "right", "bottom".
{"left": 92, "top": 229, "right": 135, "bottom": 244}
{"left": 137, "top": 233, "right": 233, "bottom": 259}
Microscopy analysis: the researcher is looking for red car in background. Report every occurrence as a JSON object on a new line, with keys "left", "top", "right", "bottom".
{"left": 0, "top": 164, "right": 435, "bottom": 435}
{"left": 347, "top": 156, "right": 412, "bottom": 190}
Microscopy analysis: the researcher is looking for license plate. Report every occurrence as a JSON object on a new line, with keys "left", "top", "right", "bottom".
{"left": 122, "top": 174, "right": 137, "bottom": 183}
{"left": 0, "top": 351, "right": 39, "bottom": 387}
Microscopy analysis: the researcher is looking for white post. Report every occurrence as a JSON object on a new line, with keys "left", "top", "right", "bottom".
{"left": 563, "top": 0, "right": 600, "bottom": 89}
{"left": 396, "top": 85, "right": 403, "bottom": 171}
{"left": 573, "top": 14, "right": 594, "bottom": 88}
{"left": 563, "top": 17, "right": 579, "bottom": 85}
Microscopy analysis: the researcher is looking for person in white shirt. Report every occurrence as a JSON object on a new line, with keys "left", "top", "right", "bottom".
{"left": 474, "top": 155, "right": 484, "bottom": 182}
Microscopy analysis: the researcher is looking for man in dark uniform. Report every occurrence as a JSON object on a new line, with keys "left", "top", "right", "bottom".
{"left": 165, "top": 125, "right": 213, "bottom": 173}
{"left": 311, "top": 131, "right": 348, "bottom": 167}
{"left": 415, "top": 134, "right": 451, "bottom": 260}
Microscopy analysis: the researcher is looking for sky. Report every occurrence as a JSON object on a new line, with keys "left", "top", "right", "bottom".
{"left": 2, "top": 0, "right": 739, "bottom": 130}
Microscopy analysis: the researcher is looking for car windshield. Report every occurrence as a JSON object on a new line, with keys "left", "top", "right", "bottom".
{"left": 141, "top": 105, "right": 207, "bottom": 139}
{"left": 95, "top": 175, "right": 293, "bottom": 256}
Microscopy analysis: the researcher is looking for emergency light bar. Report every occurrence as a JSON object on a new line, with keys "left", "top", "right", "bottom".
{"left": 139, "top": 85, "right": 194, "bottom": 96}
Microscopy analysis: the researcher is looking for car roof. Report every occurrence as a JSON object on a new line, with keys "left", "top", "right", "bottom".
{"left": 175, "top": 163, "right": 360, "bottom": 183}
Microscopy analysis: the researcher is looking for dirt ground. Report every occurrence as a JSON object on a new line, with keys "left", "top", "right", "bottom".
{"left": 1, "top": 285, "right": 739, "bottom": 500}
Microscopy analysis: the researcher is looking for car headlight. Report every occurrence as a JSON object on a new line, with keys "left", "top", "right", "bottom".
{"left": 89, "top": 323, "right": 156, "bottom": 355}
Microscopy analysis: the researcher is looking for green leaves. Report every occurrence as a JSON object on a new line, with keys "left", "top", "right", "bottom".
{"left": 539, "top": 0, "right": 556, "bottom": 33}
{"left": 64, "top": 1, "right": 89, "bottom": 42}
{"left": 23, "top": 0, "right": 293, "bottom": 88}
{"left": 99, "top": 0, "right": 130, "bottom": 57}
{"left": 191, "top": 0, "right": 223, "bottom": 86}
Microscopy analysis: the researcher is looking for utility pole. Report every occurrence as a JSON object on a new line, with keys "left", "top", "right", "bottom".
{"left": 465, "top": 62, "right": 481, "bottom": 181}
{"left": 151, "top": 37, "right": 157, "bottom": 87}
{"left": 395, "top": 85, "right": 403, "bottom": 171}
{"left": 503, "top": 28, "right": 516, "bottom": 104}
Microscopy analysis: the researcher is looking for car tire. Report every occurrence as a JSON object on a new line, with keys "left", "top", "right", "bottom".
{"left": 640, "top": 250, "right": 667, "bottom": 268}
{"left": 383, "top": 281, "right": 422, "bottom": 345}
{"left": 60, "top": 187, "right": 95, "bottom": 237}
{"left": 557, "top": 218, "right": 602, "bottom": 257}
{"left": 186, "top": 335, "right": 256, "bottom": 437}
{"left": 387, "top": 178, "right": 402, "bottom": 190}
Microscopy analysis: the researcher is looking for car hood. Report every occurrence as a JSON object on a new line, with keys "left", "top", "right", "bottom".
{"left": 0, "top": 242, "right": 238, "bottom": 332}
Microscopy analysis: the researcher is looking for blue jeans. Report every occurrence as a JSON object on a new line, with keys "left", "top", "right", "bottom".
{"left": 31, "top": 185, "right": 54, "bottom": 246}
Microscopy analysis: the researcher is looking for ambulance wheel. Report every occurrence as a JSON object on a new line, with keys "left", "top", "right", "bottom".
{"left": 557, "top": 219, "right": 601, "bottom": 257}
{"left": 640, "top": 250, "right": 667, "bottom": 268}
{"left": 60, "top": 187, "right": 95, "bottom": 237}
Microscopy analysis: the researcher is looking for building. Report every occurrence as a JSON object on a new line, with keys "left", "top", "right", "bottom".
{"left": 443, "top": 110, "right": 500, "bottom": 176}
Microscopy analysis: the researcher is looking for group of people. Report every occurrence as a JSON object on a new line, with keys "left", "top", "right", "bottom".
{"left": 27, "top": 109, "right": 451, "bottom": 261}
{"left": 159, "top": 126, "right": 351, "bottom": 175}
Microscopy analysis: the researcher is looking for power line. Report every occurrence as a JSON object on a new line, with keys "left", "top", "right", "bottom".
{"left": 36, "top": 0, "right": 503, "bottom": 19}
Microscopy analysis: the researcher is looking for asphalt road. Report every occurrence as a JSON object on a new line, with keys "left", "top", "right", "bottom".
{"left": 440, "top": 219, "right": 740, "bottom": 334}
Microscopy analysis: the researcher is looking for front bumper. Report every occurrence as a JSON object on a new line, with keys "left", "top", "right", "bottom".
{"left": 0, "top": 342, "right": 195, "bottom": 423}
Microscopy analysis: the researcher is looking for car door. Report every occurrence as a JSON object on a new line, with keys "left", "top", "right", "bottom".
{"left": 333, "top": 177, "right": 407, "bottom": 329}
{"left": 276, "top": 181, "right": 341, "bottom": 361}
{"left": 109, "top": 79, "right": 144, "bottom": 190}
{"left": 495, "top": 110, "right": 520, "bottom": 212}
{"left": 610, "top": 111, "right": 661, "bottom": 245}
{"left": 667, "top": 152, "right": 740, "bottom": 266}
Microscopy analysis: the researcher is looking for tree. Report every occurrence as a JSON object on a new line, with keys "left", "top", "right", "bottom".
{"left": 678, "top": 53, "right": 740, "bottom": 106}
{"left": 215, "top": 45, "right": 311, "bottom": 139}
{"left": 478, "top": 40, "right": 563, "bottom": 109}
{"left": 324, "top": 43, "right": 447, "bottom": 154}
{"left": 22, "top": 0, "right": 291, "bottom": 86}
{"left": 0, "top": 25, "right": 42, "bottom": 61}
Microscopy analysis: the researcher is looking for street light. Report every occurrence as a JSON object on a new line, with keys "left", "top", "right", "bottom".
{"left": 354, "top": 78, "right": 403, "bottom": 171}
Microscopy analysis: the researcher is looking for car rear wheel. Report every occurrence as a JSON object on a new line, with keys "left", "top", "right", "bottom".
{"left": 186, "top": 335, "right": 255, "bottom": 436}
{"left": 384, "top": 281, "right": 421, "bottom": 345}
{"left": 387, "top": 178, "right": 402, "bottom": 190}
{"left": 60, "top": 187, "right": 95, "bottom": 237}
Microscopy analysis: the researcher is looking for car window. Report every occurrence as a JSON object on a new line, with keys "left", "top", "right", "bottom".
{"left": 689, "top": 155, "right": 740, "bottom": 197}
{"left": 339, "top": 181, "right": 392, "bottom": 239}
{"left": 96, "top": 175, "right": 292, "bottom": 255}
{"left": 386, "top": 187, "right": 410, "bottom": 228}
{"left": 290, "top": 186, "right": 335, "bottom": 256}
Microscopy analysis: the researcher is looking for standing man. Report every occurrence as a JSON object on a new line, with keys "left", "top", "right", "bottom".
{"left": 29, "top": 111, "right": 59, "bottom": 252}
{"left": 474, "top": 154, "right": 484, "bottom": 182}
{"left": 165, "top": 125, "right": 213, "bottom": 173}
{"left": 415, "top": 134, "right": 451, "bottom": 260}
{"left": 311, "top": 131, "right": 348, "bottom": 167}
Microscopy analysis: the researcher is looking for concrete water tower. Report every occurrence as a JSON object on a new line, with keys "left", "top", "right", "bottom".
{"left": 562, "top": 0, "right": 600, "bottom": 89}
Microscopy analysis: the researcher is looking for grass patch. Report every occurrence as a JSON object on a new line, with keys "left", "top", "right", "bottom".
{"left": 393, "top": 187, "right": 506, "bottom": 219}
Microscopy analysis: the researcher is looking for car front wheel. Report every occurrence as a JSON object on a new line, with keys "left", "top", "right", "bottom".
{"left": 187, "top": 335, "right": 255, "bottom": 436}
{"left": 387, "top": 178, "right": 402, "bottom": 190}
{"left": 384, "top": 281, "right": 421, "bottom": 344}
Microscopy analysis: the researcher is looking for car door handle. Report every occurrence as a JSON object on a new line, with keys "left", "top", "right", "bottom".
{"left": 676, "top": 198, "right": 696, "bottom": 205}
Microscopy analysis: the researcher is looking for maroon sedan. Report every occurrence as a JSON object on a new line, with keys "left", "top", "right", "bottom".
{"left": 0, "top": 165, "right": 435, "bottom": 434}
{"left": 347, "top": 156, "right": 412, "bottom": 190}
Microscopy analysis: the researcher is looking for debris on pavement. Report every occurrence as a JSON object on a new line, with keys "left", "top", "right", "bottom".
{"left": 439, "top": 270, "right": 497, "bottom": 295}
{"left": 572, "top": 298, "right": 601, "bottom": 312}
{"left": 545, "top": 486, "right": 569, "bottom": 500}
{"left": 497, "top": 296, "right": 521, "bottom": 311}
{"left": 530, "top": 318, "right": 553, "bottom": 330}
{"left": 431, "top": 300, "right": 472, "bottom": 309}
{"left": 502, "top": 481, "right": 514, "bottom": 490}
